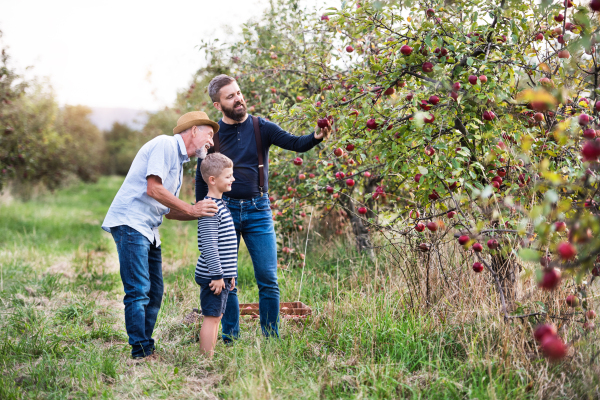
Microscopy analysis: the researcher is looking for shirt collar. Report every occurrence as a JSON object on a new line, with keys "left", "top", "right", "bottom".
{"left": 174, "top": 134, "right": 190, "bottom": 163}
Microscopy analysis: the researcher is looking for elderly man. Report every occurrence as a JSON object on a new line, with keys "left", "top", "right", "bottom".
{"left": 103, "top": 111, "right": 219, "bottom": 359}
{"left": 196, "top": 75, "right": 331, "bottom": 342}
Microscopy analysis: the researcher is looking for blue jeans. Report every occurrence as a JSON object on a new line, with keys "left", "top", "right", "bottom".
{"left": 222, "top": 193, "right": 279, "bottom": 340}
{"left": 110, "top": 225, "right": 163, "bottom": 358}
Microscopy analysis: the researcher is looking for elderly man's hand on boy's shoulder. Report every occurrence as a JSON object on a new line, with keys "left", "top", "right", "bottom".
{"left": 190, "top": 199, "right": 219, "bottom": 218}
{"left": 209, "top": 278, "right": 226, "bottom": 295}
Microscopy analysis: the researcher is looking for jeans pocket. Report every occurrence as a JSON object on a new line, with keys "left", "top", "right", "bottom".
{"left": 252, "top": 197, "right": 271, "bottom": 211}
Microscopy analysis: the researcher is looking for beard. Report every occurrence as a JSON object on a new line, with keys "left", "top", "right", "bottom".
{"left": 195, "top": 146, "right": 208, "bottom": 160}
{"left": 221, "top": 100, "right": 247, "bottom": 121}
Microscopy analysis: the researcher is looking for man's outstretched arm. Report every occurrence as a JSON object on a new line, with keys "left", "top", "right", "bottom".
{"left": 267, "top": 120, "right": 331, "bottom": 152}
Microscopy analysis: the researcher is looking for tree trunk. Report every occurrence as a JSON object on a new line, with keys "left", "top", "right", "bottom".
{"left": 490, "top": 254, "right": 518, "bottom": 309}
{"left": 339, "top": 191, "right": 375, "bottom": 261}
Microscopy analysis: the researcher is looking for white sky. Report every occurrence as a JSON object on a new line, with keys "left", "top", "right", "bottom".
{"left": 0, "top": 0, "right": 339, "bottom": 110}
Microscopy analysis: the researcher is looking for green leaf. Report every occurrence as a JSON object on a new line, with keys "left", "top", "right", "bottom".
{"left": 418, "top": 166, "right": 429, "bottom": 175}
{"left": 519, "top": 248, "right": 540, "bottom": 262}
{"left": 467, "top": 57, "right": 474, "bottom": 66}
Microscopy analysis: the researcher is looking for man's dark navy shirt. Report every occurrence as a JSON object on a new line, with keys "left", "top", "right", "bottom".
{"left": 195, "top": 115, "right": 322, "bottom": 201}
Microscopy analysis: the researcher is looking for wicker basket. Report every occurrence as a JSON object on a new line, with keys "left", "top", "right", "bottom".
{"left": 239, "top": 301, "right": 312, "bottom": 316}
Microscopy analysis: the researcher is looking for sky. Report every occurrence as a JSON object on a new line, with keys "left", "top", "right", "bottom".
{"left": 0, "top": 0, "right": 338, "bottom": 111}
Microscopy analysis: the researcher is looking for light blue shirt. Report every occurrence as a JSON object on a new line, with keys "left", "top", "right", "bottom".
{"left": 102, "top": 134, "right": 190, "bottom": 247}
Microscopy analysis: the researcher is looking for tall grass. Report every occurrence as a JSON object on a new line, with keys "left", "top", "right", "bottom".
{"left": 0, "top": 176, "right": 598, "bottom": 399}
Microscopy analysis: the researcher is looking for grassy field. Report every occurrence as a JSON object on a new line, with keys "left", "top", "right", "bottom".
{"left": 1, "top": 176, "right": 599, "bottom": 399}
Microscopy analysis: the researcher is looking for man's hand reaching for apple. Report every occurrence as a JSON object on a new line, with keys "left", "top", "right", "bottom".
{"left": 314, "top": 123, "right": 332, "bottom": 141}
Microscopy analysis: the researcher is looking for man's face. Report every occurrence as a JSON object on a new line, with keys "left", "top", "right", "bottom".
{"left": 210, "top": 167, "right": 235, "bottom": 193}
{"left": 192, "top": 125, "right": 214, "bottom": 159}
{"left": 214, "top": 81, "right": 247, "bottom": 121}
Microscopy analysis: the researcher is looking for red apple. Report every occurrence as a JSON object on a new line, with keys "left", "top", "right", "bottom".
{"left": 582, "top": 140, "right": 600, "bottom": 161}
{"left": 579, "top": 114, "right": 591, "bottom": 126}
{"left": 487, "top": 239, "right": 499, "bottom": 249}
{"left": 554, "top": 221, "right": 567, "bottom": 232}
{"left": 299, "top": 173, "right": 306, "bottom": 180}
{"left": 447, "top": 211, "right": 457, "bottom": 218}
{"left": 541, "top": 335, "right": 567, "bottom": 360}
{"left": 587, "top": 310, "right": 597, "bottom": 319}
{"left": 400, "top": 45, "right": 413, "bottom": 55}
{"left": 420, "top": 100, "right": 432, "bottom": 111}
{"left": 557, "top": 242, "right": 576, "bottom": 260}
{"left": 428, "top": 190, "right": 440, "bottom": 200}
{"left": 426, "top": 221, "right": 438, "bottom": 232}
{"left": 346, "top": 45, "right": 354, "bottom": 53}
{"left": 293, "top": 157, "right": 303, "bottom": 166}
{"left": 384, "top": 87, "right": 395, "bottom": 96}
{"left": 424, "top": 114, "right": 435, "bottom": 124}
{"left": 418, "top": 243, "right": 431, "bottom": 252}
{"left": 334, "top": 148, "right": 343, "bottom": 157}
{"left": 534, "top": 324, "right": 557, "bottom": 342}
{"left": 584, "top": 128, "right": 596, "bottom": 139}
{"left": 452, "top": 82, "right": 461, "bottom": 91}
{"left": 458, "top": 235, "right": 470, "bottom": 245}
{"left": 364, "top": 171, "right": 371, "bottom": 178}
{"left": 472, "top": 242, "right": 483, "bottom": 252}
{"left": 450, "top": 92, "right": 459, "bottom": 101}
{"left": 554, "top": 13, "right": 564, "bottom": 22}
{"left": 346, "top": 143, "right": 355, "bottom": 151}
{"left": 414, "top": 173, "right": 423, "bottom": 183}
{"left": 535, "top": 32, "right": 544, "bottom": 41}
{"left": 409, "top": 210, "right": 420, "bottom": 219}
{"left": 422, "top": 62, "right": 434, "bottom": 73}
{"left": 415, "top": 222, "right": 425, "bottom": 232}
{"left": 566, "top": 294, "right": 579, "bottom": 307}
{"left": 406, "top": 92, "right": 414, "bottom": 101}
{"left": 321, "top": 14, "right": 330, "bottom": 21}
{"left": 346, "top": 178, "right": 355, "bottom": 187}
{"left": 479, "top": 75, "right": 487, "bottom": 83}
{"left": 534, "top": 112, "right": 544, "bottom": 122}
{"left": 425, "top": 146, "right": 436, "bottom": 156}
{"left": 468, "top": 75, "right": 478, "bottom": 85}
{"left": 592, "top": 0, "right": 600, "bottom": 11}
{"left": 539, "top": 268, "right": 561, "bottom": 290}
{"left": 426, "top": 8, "right": 435, "bottom": 17}
{"left": 558, "top": 35, "right": 565, "bottom": 44}
{"left": 482, "top": 111, "right": 496, "bottom": 121}
{"left": 497, "top": 168, "right": 506, "bottom": 177}
{"left": 558, "top": 49, "right": 570, "bottom": 59}
{"left": 317, "top": 118, "right": 329, "bottom": 128}
{"left": 326, "top": 186, "right": 334, "bottom": 194}
{"left": 358, "top": 206, "right": 367, "bottom": 215}
{"left": 472, "top": 262, "right": 484, "bottom": 273}
{"left": 428, "top": 95, "right": 440, "bottom": 105}
{"left": 366, "top": 119, "right": 378, "bottom": 129}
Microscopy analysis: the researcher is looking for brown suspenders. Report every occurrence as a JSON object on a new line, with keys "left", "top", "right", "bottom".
{"left": 212, "top": 115, "right": 265, "bottom": 196}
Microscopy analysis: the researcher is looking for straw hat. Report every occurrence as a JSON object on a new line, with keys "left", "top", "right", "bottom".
{"left": 173, "top": 111, "right": 220, "bottom": 135}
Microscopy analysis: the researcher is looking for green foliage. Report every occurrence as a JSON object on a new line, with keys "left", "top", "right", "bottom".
{"left": 187, "top": 0, "right": 600, "bottom": 325}
{"left": 0, "top": 178, "right": 598, "bottom": 398}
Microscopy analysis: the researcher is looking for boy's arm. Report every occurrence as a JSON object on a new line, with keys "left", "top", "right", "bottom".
{"left": 198, "top": 214, "right": 223, "bottom": 280}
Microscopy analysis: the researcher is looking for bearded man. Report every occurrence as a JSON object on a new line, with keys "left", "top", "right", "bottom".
{"left": 196, "top": 75, "right": 331, "bottom": 342}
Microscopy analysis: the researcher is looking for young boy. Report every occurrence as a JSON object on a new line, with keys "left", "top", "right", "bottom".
{"left": 195, "top": 153, "right": 237, "bottom": 357}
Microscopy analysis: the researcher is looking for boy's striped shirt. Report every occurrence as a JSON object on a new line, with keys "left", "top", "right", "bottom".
{"left": 195, "top": 197, "right": 238, "bottom": 280}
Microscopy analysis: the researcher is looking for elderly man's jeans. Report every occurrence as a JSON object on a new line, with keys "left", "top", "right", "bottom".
{"left": 111, "top": 225, "right": 163, "bottom": 358}
{"left": 222, "top": 193, "right": 279, "bottom": 340}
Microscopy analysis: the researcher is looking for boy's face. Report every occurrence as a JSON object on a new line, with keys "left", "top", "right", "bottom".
{"left": 210, "top": 167, "right": 235, "bottom": 193}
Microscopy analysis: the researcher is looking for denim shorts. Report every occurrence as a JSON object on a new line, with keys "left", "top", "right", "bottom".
{"left": 196, "top": 277, "right": 233, "bottom": 317}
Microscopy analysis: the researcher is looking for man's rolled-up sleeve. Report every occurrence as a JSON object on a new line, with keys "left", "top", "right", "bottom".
{"left": 146, "top": 138, "right": 174, "bottom": 182}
